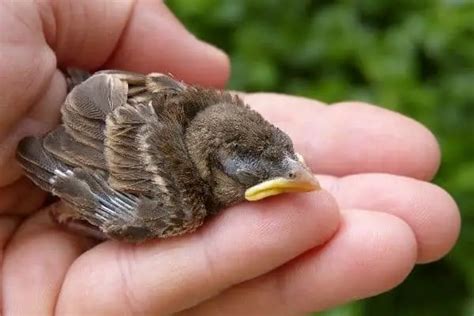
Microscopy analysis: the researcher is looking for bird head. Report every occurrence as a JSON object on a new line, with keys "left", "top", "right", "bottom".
{"left": 185, "top": 100, "right": 320, "bottom": 208}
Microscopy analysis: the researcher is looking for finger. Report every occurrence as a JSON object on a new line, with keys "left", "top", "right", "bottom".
{"left": 0, "top": 0, "right": 67, "bottom": 185}
{"left": 243, "top": 94, "right": 440, "bottom": 180}
{"left": 179, "top": 210, "right": 417, "bottom": 316}
{"left": 2, "top": 207, "right": 94, "bottom": 315}
{"left": 0, "top": 177, "right": 47, "bottom": 215}
{"left": 56, "top": 191, "right": 340, "bottom": 315}
{"left": 318, "top": 173, "right": 460, "bottom": 263}
{"left": 0, "top": 0, "right": 57, "bottom": 158}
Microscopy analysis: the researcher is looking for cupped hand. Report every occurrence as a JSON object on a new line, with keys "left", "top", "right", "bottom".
{"left": 0, "top": 1, "right": 460, "bottom": 315}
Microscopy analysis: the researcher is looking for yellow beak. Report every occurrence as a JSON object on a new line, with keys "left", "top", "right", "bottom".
{"left": 244, "top": 155, "right": 320, "bottom": 201}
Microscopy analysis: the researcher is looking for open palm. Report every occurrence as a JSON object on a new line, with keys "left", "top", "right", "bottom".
{"left": 0, "top": 1, "right": 460, "bottom": 315}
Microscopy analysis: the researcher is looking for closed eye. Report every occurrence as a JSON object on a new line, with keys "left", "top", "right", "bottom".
{"left": 236, "top": 168, "right": 260, "bottom": 185}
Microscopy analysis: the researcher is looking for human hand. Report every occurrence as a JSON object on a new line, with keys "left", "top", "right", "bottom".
{"left": 0, "top": 1, "right": 460, "bottom": 315}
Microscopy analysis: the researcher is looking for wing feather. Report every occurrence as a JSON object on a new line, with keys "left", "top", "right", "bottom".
{"left": 16, "top": 136, "right": 67, "bottom": 191}
{"left": 43, "top": 126, "right": 106, "bottom": 170}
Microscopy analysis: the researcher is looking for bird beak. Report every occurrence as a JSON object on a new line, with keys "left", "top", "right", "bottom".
{"left": 245, "top": 154, "right": 321, "bottom": 201}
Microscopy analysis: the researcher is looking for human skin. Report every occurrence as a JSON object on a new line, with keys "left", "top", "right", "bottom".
{"left": 0, "top": 1, "right": 460, "bottom": 315}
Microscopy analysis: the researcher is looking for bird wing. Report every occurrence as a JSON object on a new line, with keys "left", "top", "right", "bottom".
{"left": 44, "top": 71, "right": 186, "bottom": 188}
{"left": 30, "top": 68, "right": 198, "bottom": 193}
{"left": 17, "top": 70, "right": 209, "bottom": 241}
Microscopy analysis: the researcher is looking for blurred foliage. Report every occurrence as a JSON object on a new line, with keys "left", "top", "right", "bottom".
{"left": 168, "top": 0, "right": 474, "bottom": 315}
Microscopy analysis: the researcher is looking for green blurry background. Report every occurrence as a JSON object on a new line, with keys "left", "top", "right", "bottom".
{"left": 167, "top": 0, "right": 473, "bottom": 315}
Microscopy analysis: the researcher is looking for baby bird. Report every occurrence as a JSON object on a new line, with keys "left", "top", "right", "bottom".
{"left": 16, "top": 70, "right": 320, "bottom": 242}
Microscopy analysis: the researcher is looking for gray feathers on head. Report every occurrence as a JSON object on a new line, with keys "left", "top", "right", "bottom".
{"left": 16, "top": 69, "right": 319, "bottom": 242}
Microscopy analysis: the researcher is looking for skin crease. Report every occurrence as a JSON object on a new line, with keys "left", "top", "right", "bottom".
{"left": 0, "top": 1, "right": 460, "bottom": 315}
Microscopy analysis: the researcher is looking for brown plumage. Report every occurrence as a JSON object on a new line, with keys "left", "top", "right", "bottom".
{"left": 16, "top": 69, "right": 320, "bottom": 242}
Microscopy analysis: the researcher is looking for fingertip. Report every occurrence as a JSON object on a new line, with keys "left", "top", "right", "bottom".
{"left": 340, "top": 210, "right": 418, "bottom": 293}
{"left": 420, "top": 128, "right": 441, "bottom": 180}
{"left": 189, "top": 40, "right": 231, "bottom": 88}
{"left": 308, "top": 189, "right": 341, "bottom": 242}
{"left": 401, "top": 117, "right": 441, "bottom": 181}
{"left": 416, "top": 186, "right": 461, "bottom": 263}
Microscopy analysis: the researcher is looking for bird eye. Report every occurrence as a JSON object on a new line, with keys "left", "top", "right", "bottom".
{"left": 236, "top": 168, "right": 259, "bottom": 185}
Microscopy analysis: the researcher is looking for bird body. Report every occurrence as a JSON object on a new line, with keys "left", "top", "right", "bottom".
{"left": 17, "top": 70, "right": 319, "bottom": 242}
